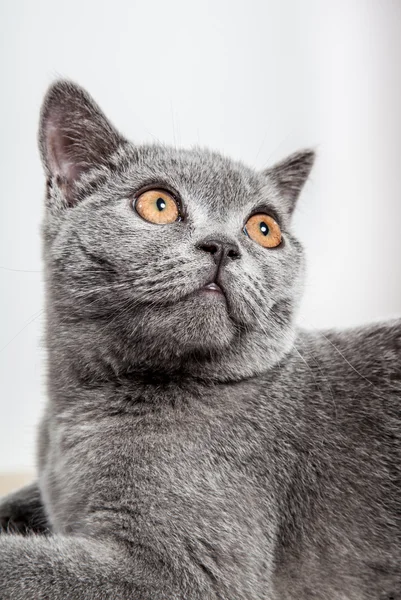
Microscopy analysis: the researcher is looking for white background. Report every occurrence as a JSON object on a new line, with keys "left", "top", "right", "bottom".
{"left": 1, "top": 0, "right": 400, "bottom": 472}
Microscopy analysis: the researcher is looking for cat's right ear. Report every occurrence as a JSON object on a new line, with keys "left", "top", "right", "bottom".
{"left": 263, "top": 149, "right": 315, "bottom": 216}
{"left": 39, "top": 80, "right": 125, "bottom": 206}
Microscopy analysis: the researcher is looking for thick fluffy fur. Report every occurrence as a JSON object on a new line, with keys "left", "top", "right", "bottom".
{"left": 0, "top": 82, "right": 399, "bottom": 600}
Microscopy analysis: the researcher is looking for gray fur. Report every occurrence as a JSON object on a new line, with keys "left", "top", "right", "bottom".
{"left": 0, "top": 81, "right": 399, "bottom": 600}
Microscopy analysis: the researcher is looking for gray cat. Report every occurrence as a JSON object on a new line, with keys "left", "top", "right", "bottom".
{"left": 0, "top": 81, "right": 399, "bottom": 600}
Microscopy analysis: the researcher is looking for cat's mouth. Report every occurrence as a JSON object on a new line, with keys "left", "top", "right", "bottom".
{"left": 195, "top": 280, "right": 226, "bottom": 302}
{"left": 202, "top": 282, "right": 225, "bottom": 295}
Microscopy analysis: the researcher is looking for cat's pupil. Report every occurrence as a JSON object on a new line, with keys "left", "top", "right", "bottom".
{"left": 156, "top": 198, "right": 166, "bottom": 211}
{"left": 260, "top": 221, "right": 269, "bottom": 236}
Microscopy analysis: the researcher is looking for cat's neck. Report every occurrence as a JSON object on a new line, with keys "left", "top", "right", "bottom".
{"left": 46, "top": 306, "right": 297, "bottom": 388}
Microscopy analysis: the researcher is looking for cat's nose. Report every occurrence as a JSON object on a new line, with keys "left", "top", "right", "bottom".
{"left": 196, "top": 237, "right": 241, "bottom": 264}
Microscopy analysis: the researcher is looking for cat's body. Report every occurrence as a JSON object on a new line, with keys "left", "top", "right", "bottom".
{"left": 36, "top": 325, "right": 401, "bottom": 600}
{"left": 0, "top": 82, "right": 399, "bottom": 600}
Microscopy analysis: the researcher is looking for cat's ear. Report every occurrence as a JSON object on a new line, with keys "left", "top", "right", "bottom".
{"left": 263, "top": 149, "right": 315, "bottom": 214}
{"left": 39, "top": 80, "right": 125, "bottom": 205}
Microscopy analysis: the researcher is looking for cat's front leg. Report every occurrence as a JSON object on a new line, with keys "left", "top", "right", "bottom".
{"left": 0, "top": 534, "right": 215, "bottom": 600}
{"left": 0, "top": 535, "right": 135, "bottom": 600}
{"left": 0, "top": 482, "right": 49, "bottom": 535}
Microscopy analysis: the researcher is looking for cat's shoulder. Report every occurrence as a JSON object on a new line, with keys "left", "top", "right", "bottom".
{"left": 293, "top": 318, "right": 401, "bottom": 390}
{"left": 297, "top": 317, "right": 401, "bottom": 356}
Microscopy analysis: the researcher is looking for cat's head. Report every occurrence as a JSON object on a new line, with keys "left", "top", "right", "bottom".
{"left": 40, "top": 81, "right": 314, "bottom": 381}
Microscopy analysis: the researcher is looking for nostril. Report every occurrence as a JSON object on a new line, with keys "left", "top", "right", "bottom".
{"left": 196, "top": 238, "right": 241, "bottom": 261}
{"left": 227, "top": 247, "right": 240, "bottom": 260}
{"left": 199, "top": 242, "right": 219, "bottom": 255}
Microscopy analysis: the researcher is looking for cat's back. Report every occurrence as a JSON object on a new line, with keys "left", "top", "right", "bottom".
{"left": 272, "top": 320, "right": 401, "bottom": 600}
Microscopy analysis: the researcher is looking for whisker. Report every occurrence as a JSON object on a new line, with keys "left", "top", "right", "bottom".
{"left": 0, "top": 309, "right": 44, "bottom": 354}
{"left": 0, "top": 266, "right": 41, "bottom": 273}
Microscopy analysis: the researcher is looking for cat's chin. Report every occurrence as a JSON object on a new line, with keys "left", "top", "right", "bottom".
{"left": 129, "top": 293, "right": 237, "bottom": 360}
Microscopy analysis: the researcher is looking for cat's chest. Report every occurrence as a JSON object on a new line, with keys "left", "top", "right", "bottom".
{"left": 57, "top": 378, "right": 273, "bottom": 459}
{"left": 41, "top": 380, "right": 289, "bottom": 596}
{"left": 45, "top": 381, "right": 277, "bottom": 533}
{"left": 56, "top": 383, "right": 271, "bottom": 478}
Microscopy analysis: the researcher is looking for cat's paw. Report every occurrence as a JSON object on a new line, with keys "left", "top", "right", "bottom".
{"left": 0, "top": 483, "right": 49, "bottom": 535}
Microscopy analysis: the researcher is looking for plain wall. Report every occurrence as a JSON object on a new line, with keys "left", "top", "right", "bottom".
{"left": 1, "top": 0, "right": 400, "bottom": 472}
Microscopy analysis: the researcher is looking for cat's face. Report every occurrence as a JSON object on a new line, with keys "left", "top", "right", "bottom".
{"left": 41, "top": 82, "right": 313, "bottom": 379}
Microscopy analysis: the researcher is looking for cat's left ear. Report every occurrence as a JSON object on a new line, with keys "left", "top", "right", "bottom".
{"left": 263, "top": 149, "right": 315, "bottom": 214}
{"left": 39, "top": 80, "right": 125, "bottom": 205}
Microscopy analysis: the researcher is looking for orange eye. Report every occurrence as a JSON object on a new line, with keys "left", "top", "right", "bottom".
{"left": 135, "top": 189, "right": 180, "bottom": 224}
{"left": 244, "top": 214, "right": 282, "bottom": 248}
